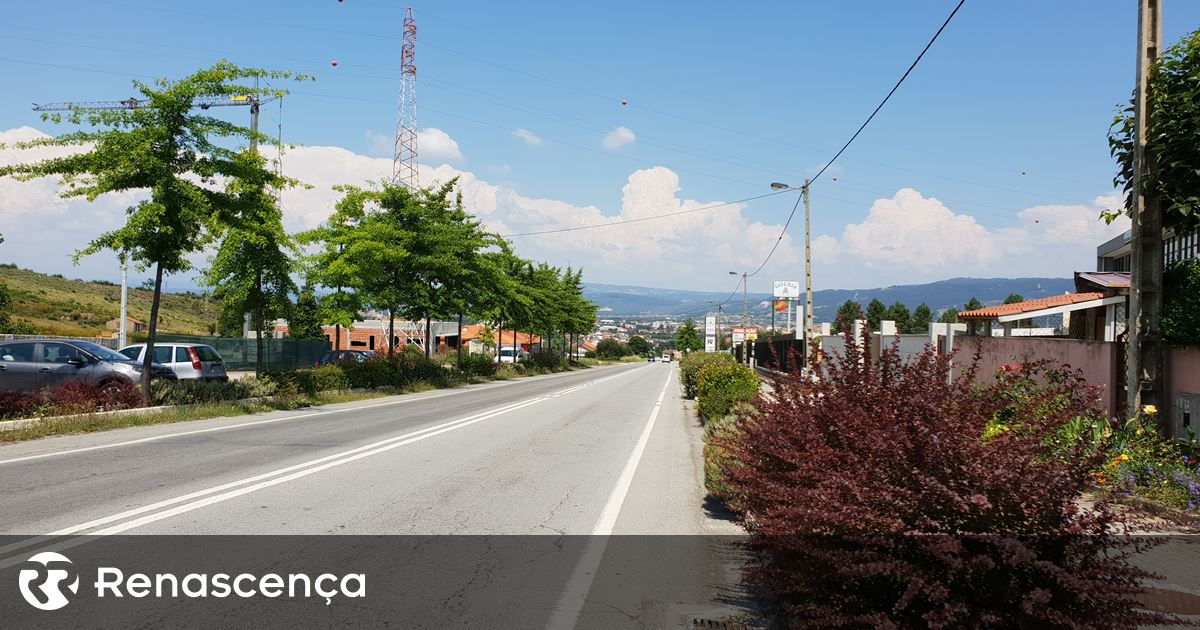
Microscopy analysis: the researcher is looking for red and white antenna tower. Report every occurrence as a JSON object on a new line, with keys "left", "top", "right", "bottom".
{"left": 394, "top": 6, "right": 418, "bottom": 188}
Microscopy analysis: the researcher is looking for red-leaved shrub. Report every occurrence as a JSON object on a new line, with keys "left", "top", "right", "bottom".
{"left": 47, "top": 380, "right": 101, "bottom": 414}
{"left": 0, "top": 391, "right": 42, "bottom": 419}
{"left": 719, "top": 331, "right": 1174, "bottom": 627}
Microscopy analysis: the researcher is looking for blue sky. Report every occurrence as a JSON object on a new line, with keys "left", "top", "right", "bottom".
{"left": 2, "top": 1, "right": 1198, "bottom": 292}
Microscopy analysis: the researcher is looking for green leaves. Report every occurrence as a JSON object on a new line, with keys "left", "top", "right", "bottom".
{"left": 675, "top": 318, "right": 703, "bottom": 353}
{"left": 1110, "top": 28, "right": 1200, "bottom": 232}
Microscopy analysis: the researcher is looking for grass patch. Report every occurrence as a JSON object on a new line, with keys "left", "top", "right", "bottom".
{"left": 0, "top": 390, "right": 389, "bottom": 443}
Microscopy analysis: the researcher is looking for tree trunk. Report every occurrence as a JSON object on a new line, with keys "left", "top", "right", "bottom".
{"left": 457, "top": 312, "right": 463, "bottom": 366}
{"left": 512, "top": 327, "right": 517, "bottom": 363}
{"left": 425, "top": 314, "right": 432, "bottom": 358}
{"left": 255, "top": 271, "right": 264, "bottom": 378}
{"left": 496, "top": 320, "right": 503, "bottom": 359}
{"left": 388, "top": 309, "right": 396, "bottom": 359}
{"left": 142, "top": 262, "right": 165, "bottom": 400}
{"left": 335, "top": 324, "right": 341, "bottom": 350}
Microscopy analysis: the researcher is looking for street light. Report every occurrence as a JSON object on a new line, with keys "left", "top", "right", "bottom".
{"left": 769, "top": 180, "right": 813, "bottom": 350}
{"left": 728, "top": 271, "right": 747, "bottom": 325}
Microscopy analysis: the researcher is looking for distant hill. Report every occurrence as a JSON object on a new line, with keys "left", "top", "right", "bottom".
{"left": 0, "top": 264, "right": 219, "bottom": 337}
{"left": 583, "top": 277, "right": 1076, "bottom": 319}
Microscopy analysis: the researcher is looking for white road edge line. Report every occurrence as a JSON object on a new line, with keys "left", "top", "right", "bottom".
{"left": 0, "top": 363, "right": 646, "bottom": 466}
{"left": 546, "top": 367, "right": 673, "bottom": 630}
{"left": 0, "top": 365, "right": 647, "bottom": 563}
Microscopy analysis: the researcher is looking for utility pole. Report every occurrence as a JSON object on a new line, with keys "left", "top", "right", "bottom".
{"left": 1128, "top": 0, "right": 1164, "bottom": 417}
{"left": 804, "top": 178, "right": 814, "bottom": 337}
{"left": 118, "top": 260, "right": 128, "bottom": 348}
{"left": 742, "top": 272, "right": 748, "bottom": 325}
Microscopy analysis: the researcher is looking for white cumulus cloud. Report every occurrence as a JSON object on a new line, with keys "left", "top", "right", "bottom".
{"left": 601, "top": 126, "right": 636, "bottom": 150}
{"left": 814, "top": 188, "right": 1131, "bottom": 287}
{"left": 416, "top": 127, "right": 464, "bottom": 163}
{"left": 512, "top": 128, "right": 542, "bottom": 146}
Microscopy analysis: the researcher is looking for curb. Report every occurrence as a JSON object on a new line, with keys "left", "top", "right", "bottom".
{"left": 0, "top": 365, "right": 630, "bottom": 433}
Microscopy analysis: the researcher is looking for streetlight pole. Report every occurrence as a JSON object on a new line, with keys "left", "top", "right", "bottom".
{"left": 771, "top": 180, "right": 814, "bottom": 361}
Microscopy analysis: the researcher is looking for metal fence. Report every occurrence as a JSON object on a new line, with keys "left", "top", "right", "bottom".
{"left": 156, "top": 334, "right": 329, "bottom": 371}
{"left": 753, "top": 338, "right": 807, "bottom": 373}
{"left": 0, "top": 333, "right": 120, "bottom": 349}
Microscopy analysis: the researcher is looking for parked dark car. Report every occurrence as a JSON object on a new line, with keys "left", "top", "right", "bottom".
{"left": 315, "top": 350, "right": 374, "bottom": 367}
{"left": 0, "top": 339, "right": 176, "bottom": 394}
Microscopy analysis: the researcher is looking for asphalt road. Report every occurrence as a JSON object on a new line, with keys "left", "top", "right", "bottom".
{"left": 0, "top": 362, "right": 748, "bottom": 628}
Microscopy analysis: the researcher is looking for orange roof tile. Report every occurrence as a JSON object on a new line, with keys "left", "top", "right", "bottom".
{"left": 959, "top": 292, "right": 1105, "bottom": 319}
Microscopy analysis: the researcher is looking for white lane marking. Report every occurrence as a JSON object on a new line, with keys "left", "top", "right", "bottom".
{"left": 547, "top": 368, "right": 673, "bottom": 630}
{"left": 0, "top": 364, "right": 645, "bottom": 466}
{"left": 0, "top": 365, "right": 648, "bottom": 561}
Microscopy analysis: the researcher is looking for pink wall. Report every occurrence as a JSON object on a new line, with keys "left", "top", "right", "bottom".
{"left": 1169, "top": 346, "right": 1200, "bottom": 403}
{"left": 954, "top": 337, "right": 1120, "bottom": 418}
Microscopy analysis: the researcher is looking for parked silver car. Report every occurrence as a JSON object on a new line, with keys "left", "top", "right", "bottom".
{"left": 0, "top": 339, "right": 176, "bottom": 394}
{"left": 119, "top": 343, "right": 228, "bottom": 381}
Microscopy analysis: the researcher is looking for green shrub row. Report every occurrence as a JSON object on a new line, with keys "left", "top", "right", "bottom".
{"left": 678, "top": 352, "right": 735, "bottom": 399}
{"left": 696, "top": 362, "right": 759, "bottom": 420}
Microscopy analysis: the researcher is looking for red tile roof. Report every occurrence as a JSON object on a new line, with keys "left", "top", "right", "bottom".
{"left": 959, "top": 292, "right": 1105, "bottom": 319}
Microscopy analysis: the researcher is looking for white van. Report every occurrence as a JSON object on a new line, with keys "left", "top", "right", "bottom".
{"left": 497, "top": 347, "right": 528, "bottom": 364}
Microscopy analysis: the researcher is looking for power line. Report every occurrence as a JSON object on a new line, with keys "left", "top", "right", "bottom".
{"left": 745, "top": 0, "right": 966, "bottom": 278}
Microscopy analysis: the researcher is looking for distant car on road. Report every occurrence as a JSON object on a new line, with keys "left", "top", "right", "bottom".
{"left": 496, "top": 347, "right": 528, "bottom": 364}
{"left": 646, "top": 355, "right": 656, "bottom": 362}
{"left": 120, "top": 343, "right": 227, "bottom": 381}
{"left": 315, "top": 349, "right": 374, "bottom": 367}
{"left": 661, "top": 353, "right": 672, "bottom": 363}
{"left": 0, "top": 339, "right": 176, "bottom": 394}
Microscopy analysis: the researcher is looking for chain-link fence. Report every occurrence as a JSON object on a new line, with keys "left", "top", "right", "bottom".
{"left": 156, "top": 334, "right": 329, "bottom": 371}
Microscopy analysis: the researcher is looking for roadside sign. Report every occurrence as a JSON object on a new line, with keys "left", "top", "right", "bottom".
{"left": 773, "top": 280, "right": 800, "bottom": 298}
{"left": 732, "top": 333, "right": 745, "bottom": 343}
{"left": 730, "top": 326, "right": 759, "bottom": 335}
{"left": 704, "top": 316, "right": 716, "bottom": 336}
{"left": 704, "top": 336, "right": 716, "bottom": 352}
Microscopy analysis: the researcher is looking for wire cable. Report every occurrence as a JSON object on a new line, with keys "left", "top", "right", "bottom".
{"left": 745, "top": 0, "right": 967, "bottom": 278}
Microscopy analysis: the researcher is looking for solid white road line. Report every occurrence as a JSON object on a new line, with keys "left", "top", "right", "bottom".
{"left": 547, "top": 367, "right": 673, "bottom": 630}
{"left": 0, "top": 363, "right": 644, "bottom": 466}
{"left": 0, "top": 365, "right": 648, "bottom": 564}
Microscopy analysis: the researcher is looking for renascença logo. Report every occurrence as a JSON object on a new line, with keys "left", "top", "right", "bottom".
{"left": 19, "top": 552, "right": 80, "bottom": 611}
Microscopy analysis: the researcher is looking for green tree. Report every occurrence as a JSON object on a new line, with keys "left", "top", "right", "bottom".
{"left": 964, "top": 297, "right": 983, "bottom": 312}
{"left": 675, "top": 318, "right": 703, "bottom": 353}
{"left": 204, "top": 150, "right": 299, "bottom": 376}
{"left": 215, "top": 295, "right": 245, "bottom": 338}
{"left": 0, "top": 61, "right": 302, "bottom": 398}
{"left": 628, "top": 335, "right": 651, "bottom": 356}
{"left": 866, "top": 298, "right": 888, "bottom": 332}
{"left": 288, "top": 284, "right": 326, "bottom": 341}
{"left": 594, "top": 338, "right": 629, "bottom": 359}
{"left": 1003, "top": 293, "right": 1025, "bottom": 305}
{"left": 1163, "top": 259, "right": 1200, "bottom": 345}
{"left": 886, "top": 301, "right": 911, "bottom": 333}
{"left": 937, "top": 307, "right": 960, "bottom": 324}
{"left": 909, "top": 303, "right": 934, "bottom": 333}
{"left": 1108, "top": 28, "right": 1200, "bottom": 233}
{"left": 833, "top": 299, "right": 861, "bottom": 334}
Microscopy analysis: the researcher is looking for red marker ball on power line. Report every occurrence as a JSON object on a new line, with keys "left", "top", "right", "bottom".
{"left": 331, "top": 60, "right": 339, "bottom": 67}
{"left": 621, "top": 99, "right": 628, "bottom": 106}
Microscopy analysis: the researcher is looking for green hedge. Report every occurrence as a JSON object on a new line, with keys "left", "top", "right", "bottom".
{"left": 696, "top": 362, "right": 759, "bottom": 420}
{"left": 264, "top": 366, "right": 349, "bottom": 396}
{"left": 679, "top": 352, "right": 735, "bottom": 399}
{"left": 703, "top": 403, "right": 753, "bottom": 505}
